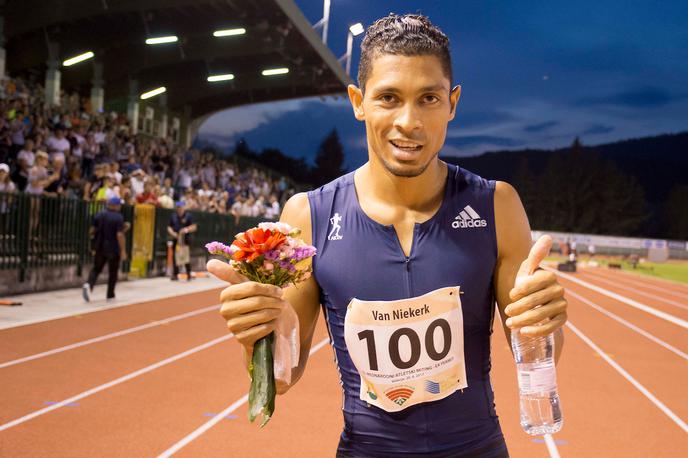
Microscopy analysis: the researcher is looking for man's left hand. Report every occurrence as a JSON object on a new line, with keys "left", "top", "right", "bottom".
{"left": 504, "top": 235, "right": 567, "bottom": 336}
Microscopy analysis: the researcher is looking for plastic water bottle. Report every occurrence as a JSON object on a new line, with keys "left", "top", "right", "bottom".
{"left": 511, "top": 328, "right": 563, "bottom": 435}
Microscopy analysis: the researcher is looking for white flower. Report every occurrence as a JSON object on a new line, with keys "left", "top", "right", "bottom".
{"left": 258, "top": 221, "right": 294, "bottom": 235}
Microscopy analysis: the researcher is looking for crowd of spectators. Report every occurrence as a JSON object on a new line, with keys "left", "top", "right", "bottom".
{"left": 0, "top": 76, "right": 294, "bottom": 220}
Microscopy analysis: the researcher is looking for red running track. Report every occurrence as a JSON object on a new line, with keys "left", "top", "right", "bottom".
{"left": 0, "top": 267, "right": 686, "bottom": 457}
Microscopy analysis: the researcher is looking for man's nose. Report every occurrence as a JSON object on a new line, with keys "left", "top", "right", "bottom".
{"left": 393, "top": 104, "right": 423, "bottom": 133}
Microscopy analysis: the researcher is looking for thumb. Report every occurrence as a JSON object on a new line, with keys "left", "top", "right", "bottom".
{"left": 206, "top": 259, "right": 247, "bottom": 284}
{"left": 517, "top": 234, "right": 553, "bottom": 278}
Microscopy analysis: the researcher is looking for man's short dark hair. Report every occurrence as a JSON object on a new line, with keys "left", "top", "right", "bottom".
{"left": 357, "top": 14, "right": 452, "bottom": 91}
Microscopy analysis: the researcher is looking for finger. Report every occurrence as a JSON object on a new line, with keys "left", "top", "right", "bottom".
{"left": 517, "top": 234, "right": 553, "bottom": 278}
{"left": 233, "top": 320, "right": 277, "bottom": 348}
{"left": 207, "top": 259, "right": 247, "bottom": 284}
{"left": 521, "top": 312, "right": 567, "bottom": 336}
{"left": 220, "top": 296, "right": 285, "bottom": 319}
{"left": 509, "top": 269, "right": 558, "bottom": 302}
{"left": 507, "top": 279, "right": 563, "bottom": 311}
{"left": 225, "top": 307, "right": 282, "bottom": 335}
{"left": 505, "top": 298, "right": 567, "bottom": 328}
{"left": 220, "top": 281, "right": 283, "bottom": 303}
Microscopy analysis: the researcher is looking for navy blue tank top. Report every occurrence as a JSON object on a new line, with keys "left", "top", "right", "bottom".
{"left": 307, "top": 164, "right": 505, "bottom": 457}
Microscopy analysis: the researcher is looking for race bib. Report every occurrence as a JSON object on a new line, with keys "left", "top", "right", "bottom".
{"left": 344, "top": 286, "right": 467, "bottom": 412}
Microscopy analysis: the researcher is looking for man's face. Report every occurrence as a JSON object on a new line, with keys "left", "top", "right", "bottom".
{"left": 348, "top": 54, "right": 460, "bottom": 178}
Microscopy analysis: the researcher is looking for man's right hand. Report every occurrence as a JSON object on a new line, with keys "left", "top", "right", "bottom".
{"left": 207, "top": 259, "right": 289, "bottom": 351}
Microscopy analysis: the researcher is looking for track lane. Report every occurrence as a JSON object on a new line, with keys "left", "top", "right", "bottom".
{"left": 0, "top": 288, "right": 222, "bottom": 363}
{"left": 588, "top": 266, "right": 688, "bottom": 295}
{"left": 0, "top": 309, "right": 229, "bottom": 423}
{"left": 556, "top": 278, "right": 688, "bottom": 353}
{"left": 576, "top": 270, "right": 688, "bottom": 315}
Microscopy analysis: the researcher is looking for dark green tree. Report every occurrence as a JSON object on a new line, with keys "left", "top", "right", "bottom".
{"left": 664, "top": 184, "right": 688, "bottom": 239}
{"left": 312, "top": 129, "right": 346, "bottom": 186}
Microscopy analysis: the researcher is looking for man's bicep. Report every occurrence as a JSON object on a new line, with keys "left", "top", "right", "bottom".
{"left": 492, "top": 181, "right": 532, "bottom": 337}
{"left": 279, "top": 192, "right": 321, "bottom": 348}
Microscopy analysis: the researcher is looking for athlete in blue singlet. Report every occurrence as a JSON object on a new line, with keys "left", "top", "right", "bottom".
{"left": 209, "top": 13, "right": 568, "bottom": 457}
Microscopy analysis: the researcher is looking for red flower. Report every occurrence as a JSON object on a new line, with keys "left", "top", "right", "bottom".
{"left": 232, "top": 228, "right": 286, "bottom": 262}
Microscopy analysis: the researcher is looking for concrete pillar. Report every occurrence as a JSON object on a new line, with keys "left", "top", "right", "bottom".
{"left": 0, "top": 17, "right": 6, "bottom": 80}
{"left": 90, "top": 62, "right": 104, "bottom": 113}
{"left": 158, "top": 93, "right": 168, "bottom": 139}
{"left": 183, "top": 105, "right": 193, "bottom": 148}
{"left": 45, "top": 43, "right": 61, "bottom": 106}
{"left": 127, "top": 79, "right": 139, "bottom": 134}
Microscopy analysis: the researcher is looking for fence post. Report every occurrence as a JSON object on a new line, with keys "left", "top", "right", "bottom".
{"left": 17, "top": 194, "right": 29, "bottom": 282}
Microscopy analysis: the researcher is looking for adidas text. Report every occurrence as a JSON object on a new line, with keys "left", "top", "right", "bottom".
{"left": 452, "top": 219, "right": 487, "bottom": 229}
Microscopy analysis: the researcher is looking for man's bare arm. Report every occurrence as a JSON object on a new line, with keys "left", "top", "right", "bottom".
{"left": 276, "top": 192, "right": 321, "bottom": 390}
{"left": 493, "top": 181, "right": 566, "bottom": 363}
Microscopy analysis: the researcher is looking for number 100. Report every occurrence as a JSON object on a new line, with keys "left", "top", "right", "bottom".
{"left": 357, "top": 318, "right": 452, "bottom": 371}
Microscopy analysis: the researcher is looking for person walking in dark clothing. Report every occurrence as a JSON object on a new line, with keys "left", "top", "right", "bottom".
{"left": 168, "top": 201, "right": 197, "bottom": 281}
{"left": 83, "top": 197, "right": 128, "bottom": 302}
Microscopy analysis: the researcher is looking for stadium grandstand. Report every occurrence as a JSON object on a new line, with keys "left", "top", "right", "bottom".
{"left": 0, "top": 0, "right": 350, "bottom": 295}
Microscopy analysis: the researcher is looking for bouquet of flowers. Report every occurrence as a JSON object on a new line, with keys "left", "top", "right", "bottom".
{"left": 206, "top": 222, "right": 316, "bottom": 426}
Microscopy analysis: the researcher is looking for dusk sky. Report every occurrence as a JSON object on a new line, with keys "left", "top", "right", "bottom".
{"left": 198, "top": 0, "right": 688, "bottom": 169}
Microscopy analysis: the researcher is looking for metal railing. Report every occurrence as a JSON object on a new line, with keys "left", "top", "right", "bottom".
{"left": 0, "top": 192, "right": 265, "bottom": 283}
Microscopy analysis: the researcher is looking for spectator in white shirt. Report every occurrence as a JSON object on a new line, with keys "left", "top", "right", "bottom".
{"left": 17, "top": 138, "right": 35, "bottom": 167}
{"left": 264, "top": 194, "right": 281, "bottom": 219}
{"left": 46, "top": 126, "right": 70, "bottom": 162}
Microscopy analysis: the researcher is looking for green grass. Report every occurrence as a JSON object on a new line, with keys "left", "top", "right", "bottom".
{"left": 545, "top": 255, "right": 688, "bottom": 285}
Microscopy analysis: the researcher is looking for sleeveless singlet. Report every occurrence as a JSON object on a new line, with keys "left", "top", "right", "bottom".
{"left": 307, "top": 164, "right": 508, "bottom": 457}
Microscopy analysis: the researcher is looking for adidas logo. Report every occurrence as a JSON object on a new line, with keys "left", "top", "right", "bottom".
{"left": 452, "top": 205, "right": 487, "bottom": 229}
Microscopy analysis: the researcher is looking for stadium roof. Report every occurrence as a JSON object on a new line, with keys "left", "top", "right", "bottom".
{"left": 3, "top": 0, "right": 351, "bottom": 119}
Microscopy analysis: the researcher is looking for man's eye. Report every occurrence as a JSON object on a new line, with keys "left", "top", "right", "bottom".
{"left": 423, "top": 95, "right": 439, "bottom": 103}
{"left": 379, "top": 95, "right": 396, "bottom": 103}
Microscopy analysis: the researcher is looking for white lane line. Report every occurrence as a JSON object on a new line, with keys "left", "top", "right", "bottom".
{"left": 588, "top": 269, "right": 688, "bottom": 301}
{"left": 566, "top": 290, "right": 687, "bottom": 360}
{"left": 0, "top": 305, "right": 219, "bottom": 369}
{"left": 158, "top": 337, "right": 331, "bottom": 458}
{"left": 566, "top": 321, "right": 688, "bottom": 434}
{"left": 578, "top": 272, "right": 688, "bottom": 311}
{"left": 543, "top": 434, "right": 561, "bottom": 458}
{"left": 590, "top": 267, "right": 688, "bottom": 295}
{"left": 549, "top": 268, "right": 688, "bottom": 330}
{"left": 0, "top": 334, "right": 233, "bottom": 432}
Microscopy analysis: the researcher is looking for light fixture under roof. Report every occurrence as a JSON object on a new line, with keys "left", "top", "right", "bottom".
{"left": 349, "top": 23, "right": 364, "bottom": 36}
{"left": 63, "top": 51, "right": 95, "bottom": 67}
{"left": 213, "top": 28, "right": 246, "bottom": 37}
{"left": 207, "top": 74, "right": 235, "bottom": 82}
{"left": 140, "top": 86, "right": 167, "bottom": 100}
{"left": 145, "top": 36, "right": 178, "bottom": 45}
{"left": 262, "top": 68, "right": 289, "bottom": 76}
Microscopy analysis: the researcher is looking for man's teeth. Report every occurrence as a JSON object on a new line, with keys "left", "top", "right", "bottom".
{"left": 391, "top": 140, "right": 421, "bottom": 149}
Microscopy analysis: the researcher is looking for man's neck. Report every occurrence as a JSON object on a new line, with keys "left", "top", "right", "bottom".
{"left": 358, "top": 158, "right": 447, "bottom": 211}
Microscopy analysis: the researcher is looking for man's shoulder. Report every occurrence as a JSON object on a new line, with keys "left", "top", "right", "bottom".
{"left": 307, "top": 171, "right": 354, "bottom": 199}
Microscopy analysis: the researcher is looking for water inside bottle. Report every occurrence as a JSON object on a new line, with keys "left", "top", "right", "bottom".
{"left": 519, "top": 391, "right": 563, "bottom": 435}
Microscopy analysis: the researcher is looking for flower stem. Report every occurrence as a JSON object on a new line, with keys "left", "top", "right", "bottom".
{"left": 248, "top": 332, "right": 276, "bottom": 427}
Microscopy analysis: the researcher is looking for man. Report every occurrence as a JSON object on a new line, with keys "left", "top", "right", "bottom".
{"left": 208, "top": 14, "right": 567, "bottom": 457}
{"left": 168, "top": 201, "right": 197, "bottom": 281}
{"left": 83, "top": 197, "right": 128, "bottom": 302}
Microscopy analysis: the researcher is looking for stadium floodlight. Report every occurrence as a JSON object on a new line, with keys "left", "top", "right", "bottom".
{"left": 213, "top": 28, "right": 246, "bottom": 37}
{"left": 145, "top": 36, "right": 178, "bottom": 45}
{"left": 341, "top": 22, "right": 364, "bottom": 76}
{"left": 140, "top": 86, "right": 167, "bottom": 100}
{"left": 62, "top": 51, "right": 95, "bottom": 67}
{"left": 207, "top": 73, "right": 235, "bottom": 82}
{"left": 349, "top": 23, "right": 364, "bottom": 36}
{"left": 312, "top": 0, "right": 331, "bottom": 44}
{"left": 262, "top": 68, "right": 289, "bottom": 76}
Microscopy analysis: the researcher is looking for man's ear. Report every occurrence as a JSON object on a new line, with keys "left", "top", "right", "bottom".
{"left": 448, "top": 84, "right": 462, "bottom": 121}
{"left": 347, "top": 84, "right": 365, "bottom": 121}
